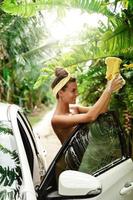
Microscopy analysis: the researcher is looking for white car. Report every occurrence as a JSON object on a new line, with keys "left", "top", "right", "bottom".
{"left": 0, "top": 103, "right": 133, "bottom": 200}
{"left": 0, "top": 103, "right": 46, "bottom": 200}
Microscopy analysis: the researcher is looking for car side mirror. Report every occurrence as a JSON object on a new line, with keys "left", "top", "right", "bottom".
{"left": 59, "top": 170, "right": 102, "bottom": 197}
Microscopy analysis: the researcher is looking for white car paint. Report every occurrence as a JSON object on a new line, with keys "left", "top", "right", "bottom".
{"left": 0, "top": 103, "right": 46, "bottom": 200}
{"left": 96, "top": 158, "right": 133, "bottom": 200}
{"left": 9, "top": 104, "right": 37, "bottom": 200}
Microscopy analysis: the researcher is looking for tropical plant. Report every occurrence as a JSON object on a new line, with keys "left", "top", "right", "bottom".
{"left": 0, "top": 7, "right": 58, "bottom": 110}
{"left": 78, "top": 60, "right": 133, "bottom": 154}
{"left": 1, "top": 1, "right": 133, "bottom": 62}
{"left": 33, "top": 0, "right": 133, "bottom": 89}
{"left": 78, "top": 61, "right": 106, "bottom": 106}
{"left": 0, "top": 0, "right": 133, "bottom": 118}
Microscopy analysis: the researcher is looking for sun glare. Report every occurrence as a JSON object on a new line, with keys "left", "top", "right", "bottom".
{"left": 43, "top": 9, "right": 107, "bottom": 41}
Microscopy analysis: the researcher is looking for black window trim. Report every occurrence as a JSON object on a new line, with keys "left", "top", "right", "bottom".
{"left": 17, "top": 111, "right": 38, "bottom": 156}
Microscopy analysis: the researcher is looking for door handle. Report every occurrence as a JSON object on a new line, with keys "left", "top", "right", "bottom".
{"left": 120, "top": 182, "right": 133, "bottom": 195}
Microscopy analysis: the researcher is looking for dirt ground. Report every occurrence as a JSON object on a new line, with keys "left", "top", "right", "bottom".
{"left": 33, "top": 110, "right": 61, "bottom": 168}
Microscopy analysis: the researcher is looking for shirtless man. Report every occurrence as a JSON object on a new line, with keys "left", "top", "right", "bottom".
{"left": 51, "top": 67, "right": 123, "bottom": 144}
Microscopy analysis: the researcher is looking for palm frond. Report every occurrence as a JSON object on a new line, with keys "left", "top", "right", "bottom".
{"left": 100, "top": 20, "right": 133, "bottom": 56}
{"left": 0, "top": 0, "right": 66, "bottom": 17}
{"left": 0, "top": 0, "right": 121, "bottom": 18}
{"left": 70, "top": 0, "right": 115, "bottom": 17}
{"left": 1, "top": 0, "right": 42, "bottom": 17}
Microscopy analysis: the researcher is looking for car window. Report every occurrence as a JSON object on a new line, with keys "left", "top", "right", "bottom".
{"left": 55, "top": 111, "right": 126, "bottom": 178}
{"left": 0, "top": 121, "right": 22, "bottom": 199}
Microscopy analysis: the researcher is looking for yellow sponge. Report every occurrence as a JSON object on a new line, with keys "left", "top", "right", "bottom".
{"left": 105, "top": 57, "right": 126, "bottom": 92}
{"left": 105, "top": 57, "right": 122, "bottom": 80}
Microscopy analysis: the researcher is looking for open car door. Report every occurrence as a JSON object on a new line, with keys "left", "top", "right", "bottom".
{"left": 38, "top": 111, "right": 133, "bottom": 200}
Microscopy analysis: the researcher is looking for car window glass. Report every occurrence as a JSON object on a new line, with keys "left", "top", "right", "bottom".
{"left": 55, "top": 112, "right": 124, "bottom": 179}
{"left": 0, "top": 121, "right": 22, "bottom": 199}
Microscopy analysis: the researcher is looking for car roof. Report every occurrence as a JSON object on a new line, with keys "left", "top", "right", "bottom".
{"left": 0, "top": 102, "right": 20, "bottom": 121}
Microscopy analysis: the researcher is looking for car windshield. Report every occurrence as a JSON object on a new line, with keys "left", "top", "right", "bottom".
{"left": 0, "top": 121, "right": 22, "bottom": 200}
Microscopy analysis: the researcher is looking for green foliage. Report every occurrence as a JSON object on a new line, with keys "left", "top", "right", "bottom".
{"left": 122, "top": 67, "right": 133, "bottom": 115}
{"left": 0, "top": 10, "right": 55, "bottom": 110}
{"left": 44, "top": 27, "right": 103, "bottom": 69}
{"left": 0, "top": 0, "right": 133, "bottom": 115}
{"left": 1, "top": 0, "right": 52, "bottom": 17}
{"left": 38, "top": 0, "right": 133, "bottom": 70}
{"left": 78, "top": 60, "right": 133, "bottom": 140}
{"left": 34, "top": 66, "right": 54, "bottom": 89}
{"left": 78, "top": 62, "right": 106, "bottom": 105}
{"left": 0, "top": 0, "right": 113, "bottom": 18}
{"left": 0, "top": 0, "right": 72, "bottom": 17}
{"left": 70, "top": 0, "right": 114, "bottom": 16}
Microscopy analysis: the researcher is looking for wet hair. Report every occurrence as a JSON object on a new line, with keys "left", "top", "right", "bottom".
{"left": 51, "top": 67, "right": 76, "bottom": 97}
